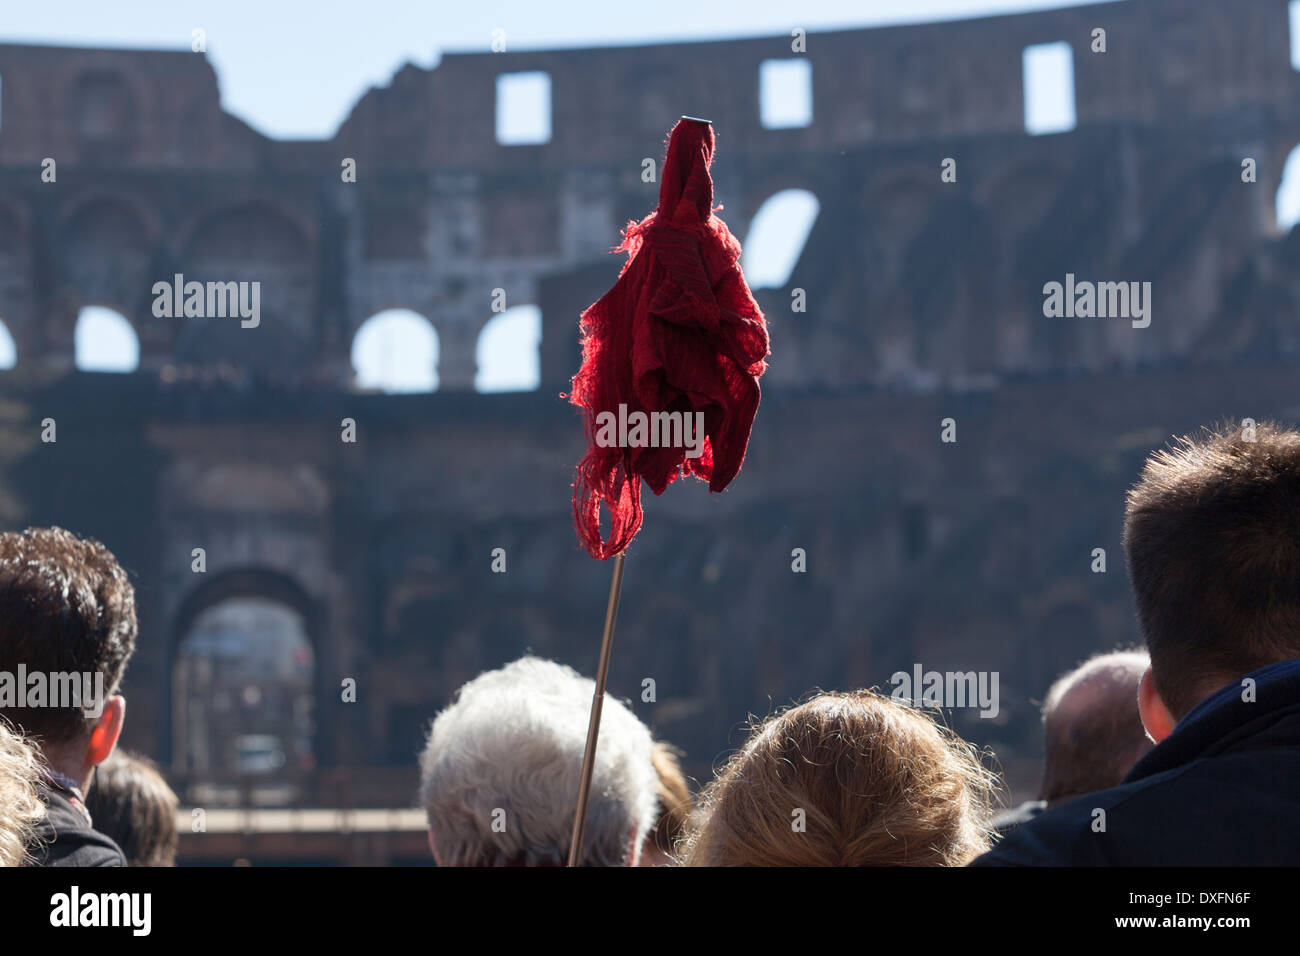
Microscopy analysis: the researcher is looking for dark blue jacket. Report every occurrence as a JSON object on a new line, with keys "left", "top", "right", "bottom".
{"left": 27, "top": 784, "right": 125, "bottom": 867}
{"left": 973, "top": 659, "right": 1300, "bottom": 866}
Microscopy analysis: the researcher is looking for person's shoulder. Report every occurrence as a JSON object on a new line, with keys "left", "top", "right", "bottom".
{"left": 989, "top": 799, "right": 1047, "bottom": 836}
{"left": 28, "top": 787, "right": 126, "bottom": 868}
{"left": 972, "top": 774, "right": 1174, "bottom": 867}
{"left": 33, "top": 829, "right": 126, "bottom": 867}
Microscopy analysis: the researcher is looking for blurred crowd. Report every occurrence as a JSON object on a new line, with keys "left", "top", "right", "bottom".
{"left": 3, "top": 420, "right": 1300, "bottom": 867}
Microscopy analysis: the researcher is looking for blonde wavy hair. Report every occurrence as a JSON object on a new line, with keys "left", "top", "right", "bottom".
{"left": 679, "top": 690, "right": 996, "bottom": 866}
{"left": 0, "top": 721, "right": 45, "bottom": 867}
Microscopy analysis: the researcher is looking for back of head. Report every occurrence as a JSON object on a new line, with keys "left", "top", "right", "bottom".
{"left": 419, "top": 656, "right": 657, "bottom": 866}
{"left": 1039, "top": 650, "right": 1152, "bottom": 806}
{"left": 84, "top": 750, "right": 179, "bottom": 866}
{"left": 1124, "top": 422, "right": 1300, "bottom": 718}
{"left": 0, "top": 720, "right": 44, "bottom": 867}
{"left": 680, "top": 691, "right": 995, "bottom": 866}
{"left": 0, "top": 527, "right": 137, "bottom": 747}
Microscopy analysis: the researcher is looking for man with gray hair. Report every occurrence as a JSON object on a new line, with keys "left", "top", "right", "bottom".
{"left": 419, "top": 655, "right": 658, "bottom": 866}
{"left": 992, "top": 649, "right": 1152, "bottom": 833}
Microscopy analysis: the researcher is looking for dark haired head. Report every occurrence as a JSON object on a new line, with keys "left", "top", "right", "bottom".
{"left": 1124, "top": 421, "right": 1300, "bottom": 717}
{"left": 0, "top": 527, "right": 137, "bottom": 744}
{"left": 85, "top": 750, "right": 178, "bottom": 866}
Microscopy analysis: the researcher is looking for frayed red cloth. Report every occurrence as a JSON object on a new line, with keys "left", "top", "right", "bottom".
{"left": 569, "top": 118, "right": 770, "bottom": 560}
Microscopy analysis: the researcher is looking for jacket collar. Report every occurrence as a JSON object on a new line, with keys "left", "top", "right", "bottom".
{"left": 40, "top": 767, "right": 94, "bottom": 827}
{"left": 1125, "top": 658, "right": 1300, "bottom": 783}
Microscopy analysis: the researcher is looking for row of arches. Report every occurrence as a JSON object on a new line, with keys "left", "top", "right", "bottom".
{"left": 10, "top": 156, "right": 1300, "bottom": 389}
{"left": 0, "top": 194, "right": 314, "bottom": 267}
{"left": 351, "top": 306, "right": 541, "bottom": 394}
{"left": 0, "top": 304, "right": 545, "bottom": 392}
{"left": 344, "top": 186, "right": 819, "bottom": 392}
{"left": 0, "top": 305, "right": 139, "bottom": 373}
{"left": 747, "top": 150, "right": 1300, "bottom": 248}
{"left": 15, "top": 162, "right": 1300, "bottom": 387}
{"left": 0, "top": 187, "right": 826, "bottom": 385}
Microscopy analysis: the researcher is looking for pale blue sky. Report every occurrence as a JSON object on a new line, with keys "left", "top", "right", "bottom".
{"left": 3, "top": 0, "right": 1118, "bottom": 139}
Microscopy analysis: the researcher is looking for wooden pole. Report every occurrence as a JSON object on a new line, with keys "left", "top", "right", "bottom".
{"left": 567, "top": 551, "right": 627, "bottom": 866}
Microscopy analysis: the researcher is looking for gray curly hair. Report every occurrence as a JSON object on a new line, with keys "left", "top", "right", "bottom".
{"left": 419, "top": 656, "right": 657, "bottom": 866}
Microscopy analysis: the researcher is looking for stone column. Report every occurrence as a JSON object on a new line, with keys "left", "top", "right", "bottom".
{"left": 436, "top": 321, "right": 480, "bottom": 392}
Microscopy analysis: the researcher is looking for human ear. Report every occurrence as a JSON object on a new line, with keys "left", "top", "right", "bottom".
{"left": 1138, "top": 668, "right": 1176, "bottom": 742}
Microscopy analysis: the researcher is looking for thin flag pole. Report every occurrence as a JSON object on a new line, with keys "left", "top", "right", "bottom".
{"left": 568, "top": 117, "right": 712, "bottom": 866}
{"left": 567, "top": 551, "right": 628, "bottom": 867}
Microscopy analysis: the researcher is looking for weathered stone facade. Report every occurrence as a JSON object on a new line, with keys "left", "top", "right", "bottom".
{"left": 2, "top": 0, "right": 1299, "bottom": 814}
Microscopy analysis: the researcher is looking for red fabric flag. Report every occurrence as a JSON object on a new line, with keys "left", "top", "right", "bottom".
{"left": 569, "top": 118, "right": 770, "bottom": 560}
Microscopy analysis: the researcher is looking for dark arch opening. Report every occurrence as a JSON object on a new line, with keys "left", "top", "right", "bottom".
{"left": 168, "top": 568, "right": 328, "bottom": 805}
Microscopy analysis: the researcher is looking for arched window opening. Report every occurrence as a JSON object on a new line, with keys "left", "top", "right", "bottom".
{"left": 74, "top": 305, "right": 139, "bottom": 373}
{"left": 475, "top": 305, "right": 541, "bottom": 393}
{"left": 352, "top": 309, "right": 439, "bottom": 393}
{"left": 0, "top": 319, "right": 15, "bottom": 370}
{"left": 173, "top": 596, "right": 315, "bottom": 796}
{"left": 1276, "top": 144, "right": 1300, "bottom": 234}
{"left": 742, "top": 189, "right": 820, "bottom": 289}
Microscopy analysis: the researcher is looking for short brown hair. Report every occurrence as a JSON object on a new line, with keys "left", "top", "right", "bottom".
{"left": 0, "top": 527, "right": 138, "bottom": 744}
{"left": 85, "top": 750, "right": 178, "bottom": 867}
{"left": 679, "top": 691, "right": 995, "bottom": 866}
{"left": 1124, "top": 422, "right": 1300, "bottom": 717}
